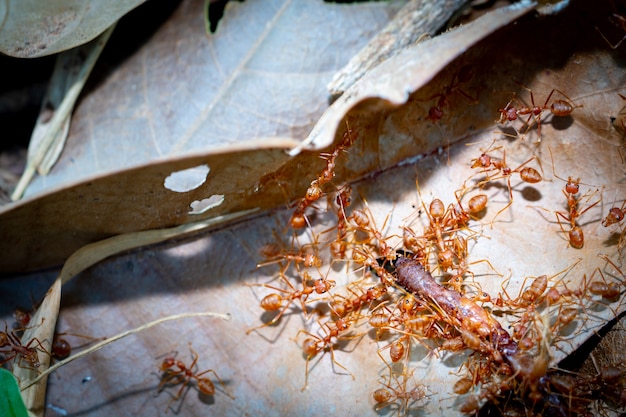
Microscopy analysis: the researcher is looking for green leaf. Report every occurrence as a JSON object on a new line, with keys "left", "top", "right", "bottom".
{"left": 0, "top": 368, "right": 29, "bottom": 417}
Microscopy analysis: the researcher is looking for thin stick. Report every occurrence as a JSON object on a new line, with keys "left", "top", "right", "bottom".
{"left": 20, "top": 311, "right": 230, "bottom": 390}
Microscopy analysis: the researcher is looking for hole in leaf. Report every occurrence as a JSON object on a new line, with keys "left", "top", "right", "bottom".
{"left": 189, "top": 195, "right": 225, "bottom": 214}
{"left": 164, "top": 165, "right": 210, "bottom": 193}
{"left": 206, "top": 0, "right": 245, "bottom": 33}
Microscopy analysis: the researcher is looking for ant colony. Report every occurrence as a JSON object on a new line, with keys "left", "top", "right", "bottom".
{"left": 245, "top": 64, "right": 626, "bottom": 416}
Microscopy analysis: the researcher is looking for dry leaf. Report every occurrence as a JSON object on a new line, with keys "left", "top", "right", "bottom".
{"left": 0, "top": 141, "right": 297, "bottom": 273}
{"left": 2, "top": 1, "right": 626, "bottom": 417}
{"left": 0, "top": 0, "right": 145, "bottom": 57}
{"left": 0, "top": 0, "right": 401, "bottom": 273}
{"left": 13, "top": 25, "right": 116, "bottom": 201}
{"left": 20, "top": 0, "right": 400, "bottom": 199}
{"left": 12, "top": 210, "right": 251, "bottom": 416}
{"left": 327, "top": 0, "right": 468, "bottom": 99}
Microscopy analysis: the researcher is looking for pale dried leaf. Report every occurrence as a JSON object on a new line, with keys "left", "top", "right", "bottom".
{"left": 293, "top": 0, "right": 537, "bottom": 155}
{"left": 14, "top": 25, "right": 115, "bottom": 200}
{"left": 21, "top": 0, "right": 399, "bottom": 198}
{"left": 327, "top": 0, "right": 468, "bottom": 98}
{"left": 0, "top": 0, "right": 145, "bottom": 57}
{"left": 0, "top": 0, "right": 401, "bottom": 273}
{"left": 12, "top": 278, "right": 60, "bottom": 417}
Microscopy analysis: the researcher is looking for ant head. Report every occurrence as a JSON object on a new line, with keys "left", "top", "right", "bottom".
{"left": 160, "top": 357, "right": 176, "bottom": 370}
{"left": 26, "top": 350, "right": 40, "bottom": 367}
{"left": 335, "top": 187, "right": 352, "bottom": 208}
{"left": 471, "top": 154, "right": 491, "bottom": 168}
{"left": 609, "top": 206, "right": 625, "bottom": 222}
{"left": 428, "top": 106, "right": 444, "bottom": 122}
{"left": 565, "top": 177, "right": 580, "bottom": 195}
{"left": 13, "top": 309, "right": 31, "bottom": 327}
{"left": 400, "top": 295, "right": 417, "bottom": 313}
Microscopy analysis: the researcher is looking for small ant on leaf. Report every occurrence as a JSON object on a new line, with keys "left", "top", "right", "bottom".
{"left": 157, "top": 343, "right": 233, "bottom": 413}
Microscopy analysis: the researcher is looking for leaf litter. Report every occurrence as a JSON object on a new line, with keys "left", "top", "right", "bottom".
{"left": 2, "top": 0, "right": 626, "bottom": 416}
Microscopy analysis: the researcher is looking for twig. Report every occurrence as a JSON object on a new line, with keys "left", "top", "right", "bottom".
{"left": 20, "top": 312, "right": 230, "bottom": 391}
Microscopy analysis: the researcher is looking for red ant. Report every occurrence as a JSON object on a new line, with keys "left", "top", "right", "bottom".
{"left": 329, "top": 283, "right": 388, "bottom": 318}
{"left": 550, "top": 304, "right": 582, "bottom": 336}
{"left": 547, "top": 151, "right": 601, "bottom": 248}
{"left": 297, "top": 315, "right": 359, "bottom": 391}
{"left": 603, "top": 202, "right": 626, "bottom": 227}
{"left": 347, "top": 205, "right": 397, "bottom": 262}
{"left": 0, "top": 323, "right": 45, "bottom": 369}
{"left": 376, "top": 297, "right": 441, "bottom": 359}
{"left": 290, "top": 121, "right": 358, "bottom": 229}
{"left": 372, "top": 370, "right": 431, "bottom": 414}
{"left": 158, "top": 343, "right": 232, "bottom": 413}
{"left": 409, "top": 179, "right": 474, "bottom": 271}
{"left": 494, "top": 260, "right": 581, "bottom": 311}
{"left": 467, "top": 143, "right": 543, "bottom": 225}
{"left": 602, "top": 200, "right": 626, "bottom": 252}
{"left": 587, "top": 255, "right": 624, "bottom": 304}
{"left": 596, "top": 9, "right": 626, "bottom": 49}
{"left": 246, "top": 271, "right": 334, "bottom": 334}
{"left": 328, "top": 186, "right": 353, "bottom": 259}
{"left": 13, "top": 308, "right": 31, "bottom": 329}
{"left": 420, "top": 64, "right": 478, "bottom": 122}
{"left": 49, "top": 331, "right": 105, "bottom": 360}
{"left": 257, "top": 242, "right": 323, "bottom": 269}
{"left": 498, "top": 84, "right": 581, "bottom": 140}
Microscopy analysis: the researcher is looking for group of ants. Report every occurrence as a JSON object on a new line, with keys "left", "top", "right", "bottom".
{"left": 0, "top": 309, "right": 233, "bottom": 412}
{"left": 245, "top": 79, "right": 626, "bottom": 416}
{"left": 2, "top": 82, "right": 626, "bottom": 416}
